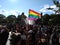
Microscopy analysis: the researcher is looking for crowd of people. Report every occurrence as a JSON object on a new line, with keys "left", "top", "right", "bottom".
{"left": 0, "top": 23, "right": 60, "bottom": 45}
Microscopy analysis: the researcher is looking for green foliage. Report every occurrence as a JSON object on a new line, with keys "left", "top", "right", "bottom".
{"left": 49, "top": 14, "right": 60, "bottom": 25}
{"left": 0, "top": 12, "right": 60, "bottom": 25}
{"left": 47, "top": 0, "right": 60, "bottom": 14}
{"left": 35, "top": 13, "right": 60, "bottom": 25}
{"left": 42, "top": 14, "right": 50, "bottom": 25}
{"left": 53, "top": 0, "right": 60, "bottom": 7}
{"left": 0, "top": 14, "right": 6, "bottom": 19}
{"left": 0, "top": 14, "right": 6, "bottom": 24}
{"left": 53, "top": 0, "right": 60, "bottom": 14}
{"left": 6, "top": 15, "right": 16, "bottom": 23}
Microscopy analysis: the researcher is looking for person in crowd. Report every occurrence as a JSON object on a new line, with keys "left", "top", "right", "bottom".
{"left": 0, "top": 25, "right": 9, "bottom": 45}
{"left": 20, "top": 30, "right": 26, "bottom": 45}
{"left": 0, "top": 24, "right": 60, "bottom": 45}
{"left": 10, "top": 27, "right": 21, "bottom": 45}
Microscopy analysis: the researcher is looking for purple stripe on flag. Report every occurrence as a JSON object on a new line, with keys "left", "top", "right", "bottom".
{"left": 28, "top": 18, "right": 37, "bottom": 20}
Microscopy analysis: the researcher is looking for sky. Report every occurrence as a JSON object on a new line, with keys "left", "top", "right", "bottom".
{"left": 0, "top": 0, "right": 59, "bottom": 17}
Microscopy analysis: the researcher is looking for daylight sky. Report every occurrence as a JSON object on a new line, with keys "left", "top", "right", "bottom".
{"left": 0, "top": 0, "right": 59, "bottom": 17}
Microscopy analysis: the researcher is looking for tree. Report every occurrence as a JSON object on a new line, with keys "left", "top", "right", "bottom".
{"left": 0, "top": 14, "right": 6, "bottom": 24}
{"left": 48, "top": 14, "right": 60, "bottom": 25}
{"left": 6, "top": 15, "right": 16, "bottom": 23}
{"left": 43, "top": 14, "right": 50, "bottom": 25}
{"left": 54, "top": 14, "right": 60, "bottom": 25}
{"left": 53, "top": 0, "right": 60, "bottom": 7}
{"left": 53, "top": 0, "right": 60, "bottom": 14}
{"left": 47, "top": 0, "right": 60, "bottom": 14}
{"left": 0, "top": 14, "right": 6, "bottom": 19}
{"left": 46, "top": 0, "right": 60, "bottom": 25}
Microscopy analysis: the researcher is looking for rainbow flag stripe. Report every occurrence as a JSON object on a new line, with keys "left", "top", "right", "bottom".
{"left": 28, "top": 9, "right": 41, "bottom": 20}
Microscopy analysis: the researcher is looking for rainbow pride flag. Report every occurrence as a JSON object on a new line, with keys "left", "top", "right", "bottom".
{"left": 28, "top": 9, "right": 41, "bottom": 20}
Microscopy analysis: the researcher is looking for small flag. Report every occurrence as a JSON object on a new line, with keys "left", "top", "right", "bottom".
{"left": 28, "top": 9, "right": 41, "bottom": 20}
